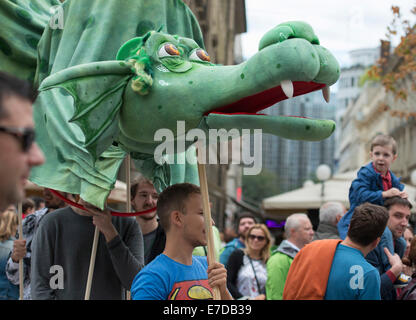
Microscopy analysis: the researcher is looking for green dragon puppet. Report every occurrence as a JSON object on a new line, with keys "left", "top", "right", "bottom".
{"left": 0, "top": 0, "right": 339, "bottom": 209}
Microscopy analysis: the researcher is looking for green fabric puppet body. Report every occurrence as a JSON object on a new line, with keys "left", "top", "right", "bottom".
{"left": 0, "top": 0, "right": 340, "bottom": 209}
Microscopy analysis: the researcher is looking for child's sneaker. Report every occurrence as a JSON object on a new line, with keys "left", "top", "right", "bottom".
{"left": 394, "top": 273, "right": 411, "bottom": 288}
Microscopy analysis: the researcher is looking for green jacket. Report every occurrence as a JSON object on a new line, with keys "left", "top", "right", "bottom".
{"left": 266, "top": 240, "right": 299, "bottom": 300}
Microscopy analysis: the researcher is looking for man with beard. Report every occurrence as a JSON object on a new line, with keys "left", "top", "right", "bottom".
{"left": 219, "top": 213, "right": 256, "bottom": 266}
{"left": 6, "top": 188, "right": 69, "bottom": 299}
{"left": 30, "top": 197, "right": 143, "bottom": 299}
{"left": 366, "top": 196, "right": 412, "bottom": 300}
{"left": 131, "top": 176, "right": 164, "bottom": 264}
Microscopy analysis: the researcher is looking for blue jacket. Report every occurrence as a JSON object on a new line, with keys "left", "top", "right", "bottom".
{"left": 338, "top": 162, "right": 403, "bottom": 239}
{"left": 219, "top": 238, "right": 245, "bottom": 266}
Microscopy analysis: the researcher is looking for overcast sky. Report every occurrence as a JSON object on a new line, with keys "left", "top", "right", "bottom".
{"left": 241, "top": 0, "right": 415, "bottom": 67}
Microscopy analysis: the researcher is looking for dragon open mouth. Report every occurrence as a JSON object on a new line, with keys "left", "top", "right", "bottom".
{"left": 205, "top": 81, "right": 327, "bottom": 116}
{"left": 203, "top": 80, "right": 335, "bottom": 141}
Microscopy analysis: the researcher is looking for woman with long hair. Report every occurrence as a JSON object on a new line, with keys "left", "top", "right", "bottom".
{"left": 0, "top": 205, "right": 19, "bottom": 300}
{"left": 403, "top": 227, "right": 414, "bottom": 277}
{"left": 226, "top": 224, "right": 272, "bottom": 300}
{"left": 399, "top": 236, "right": 416, "bottom": 300}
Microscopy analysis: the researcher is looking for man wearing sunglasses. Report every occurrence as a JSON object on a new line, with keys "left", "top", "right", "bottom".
{"left": 0, "top": 71, "right": 45, "bottom": 300}
{"left": 0, "top": 71, "right": 45, "bottom": 211}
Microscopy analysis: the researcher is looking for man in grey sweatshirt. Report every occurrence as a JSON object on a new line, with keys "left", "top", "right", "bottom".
{"left": 30, "top": 199, "right": 144, "bottom": 300}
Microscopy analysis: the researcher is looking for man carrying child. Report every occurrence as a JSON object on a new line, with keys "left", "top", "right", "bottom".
{"left": 337, "top": 134, "right": 409, "bottom": 288}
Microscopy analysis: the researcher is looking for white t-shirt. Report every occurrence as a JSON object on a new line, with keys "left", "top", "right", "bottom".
{"left": 236, "top": 255, "right": 267, "bottom": 298}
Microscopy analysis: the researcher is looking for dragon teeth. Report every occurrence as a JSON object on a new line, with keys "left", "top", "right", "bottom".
{"left": 322, "top": 85, "right": 330, "bottom": 103}
{"left": 281, "top": 80, "right": 294, "bottom": 99}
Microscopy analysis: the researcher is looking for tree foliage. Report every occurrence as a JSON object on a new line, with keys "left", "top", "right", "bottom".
{"left": 367, "top": 4, "right": 416, "bottom": 105}
{"left": 242, "top": 169, "right": 280, "bottom": 206}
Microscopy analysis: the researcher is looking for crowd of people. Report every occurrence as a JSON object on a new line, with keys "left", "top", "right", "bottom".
{"left": 0, "top": 70, "right": 416, "bottom": 300}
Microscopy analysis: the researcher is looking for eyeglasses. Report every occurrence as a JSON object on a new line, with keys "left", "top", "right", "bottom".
{"left": 248, "top": 234, "right": 266, "bottom": 241}
{"left": 0, "top": 126, "right": 36, "bottom": 152}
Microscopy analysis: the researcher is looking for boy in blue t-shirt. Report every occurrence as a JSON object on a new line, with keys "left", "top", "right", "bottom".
{"left": 131, "top": 183, "right": 232, "bottom": 300}
{"left": 337, "top": 134, "right": 408, "bottom": 285}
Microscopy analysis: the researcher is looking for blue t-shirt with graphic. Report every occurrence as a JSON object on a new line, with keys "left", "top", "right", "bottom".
{"left": 325, "top": 244, "right": 381, "bottom": 300}
{"left": 131, "top": 254, "right": 213, "bottom": 300}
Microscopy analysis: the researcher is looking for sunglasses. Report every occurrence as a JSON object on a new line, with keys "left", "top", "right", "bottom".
{"left": 248, "top": 234, "right": 266, "bottom": 241}
{"left": 0, "top": 126, "right": 36, "bottom": 152}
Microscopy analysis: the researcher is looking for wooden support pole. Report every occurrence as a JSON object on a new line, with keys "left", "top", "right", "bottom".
{"left": 197, "top": 158, "right": 221, "bottom": 300}
{"left": 17, "top": 202, "right": 24, "bottom": 300}
{"left": 84, "top": 154, "right": 132, "bottom": 300}
{"left": 84, "top": 226, "right": 99, "bottom": 300}
{"left": 125, "top": 154, "right": 132, "bottom": 300}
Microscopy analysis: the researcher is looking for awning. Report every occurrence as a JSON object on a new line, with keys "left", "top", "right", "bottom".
{"left": 262, "top": 171, "right": 416, "bottom": 218}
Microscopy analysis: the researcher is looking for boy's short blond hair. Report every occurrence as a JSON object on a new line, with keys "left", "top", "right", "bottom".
{"left": 370, "top": 134, "right": 397, "bottom": 155}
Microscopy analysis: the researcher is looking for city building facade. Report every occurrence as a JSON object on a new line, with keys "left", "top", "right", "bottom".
{"left": 337, "top": 43, "right": 416, "bottom": 185}
{"left": 335, "top": 47, "right": 380, "bottom": 171}
{"left": 262, "top": 90, "right": 337, "bottom": 194}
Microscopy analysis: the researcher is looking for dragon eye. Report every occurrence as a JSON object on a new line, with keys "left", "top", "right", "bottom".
{"left": 189, "top": 49, "right": 211, "bottom": 62}
{"left": 158, "top": 43, "right": 180, "bottom": 57}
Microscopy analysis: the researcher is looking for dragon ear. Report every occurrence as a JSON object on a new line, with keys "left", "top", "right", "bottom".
{"left": 116, "top": 37, "right": 146, "bottom": 61}
{"left": 116, "top": 31, "right": 153, "bottom": 61}
{"left": 39, "top": 61, "right": 133, "bottom": 160}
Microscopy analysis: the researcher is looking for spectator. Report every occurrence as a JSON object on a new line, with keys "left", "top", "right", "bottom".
{"left": 30, "top": 197, "right": 143, "bottom": 299}
{"left": 0, "top": 206, "right": 19, "bottom": 300}
{"left": 0, "top": 71, "right": 44, "bottom": 212}
{"left": 365, "top": 196, "right": 412, "bottom": 300}
{"left": 30, "top": 196, "right": 45, "bottom": 211}
{"left": 219, "top": 212, "right": 256, "bottom": 266}
{"left": 337, "top": 135, "right": 408, "bottom": 287}
{"left": 226, "top": 224, "right": 271, "bottom": 300}
{"left": 223, "top": 227, "right": 237, "bottom": 244}
{"left": 399, "top": 237, "right": 416, "bottom": 300}
{"left": 283, "top": 203, "right": 388, "bottom": 300}
{"left": 404, "top": 226, "right": 414, "bottom": 260}
{"left": 403, "top": 226, "right": 414, "bottom": 277}
{"left": 338, "top": 134, "right": 407, "bottom": 239}
{"left": 6, "top": 188, "right": 69, "bottom": 299}
{"left": 313, "top": 202, "right": 346, "bottom": 240}
{"left": 0, "top": 204, "right": 16, "bottom": 216}
{"left": 0, "top": 71, "right": 44, "bottom": 300}
{"left": 266, "top": 213, "right": 314, "bottom": 300}
{"left": 131, "top": 183, "right": 232, "bottom": 300}
{"left": 22, "top": 198, "right": 35, "bottom": 219}
{"left": 131, "top": 176, "right": 164, "bottom": 265}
